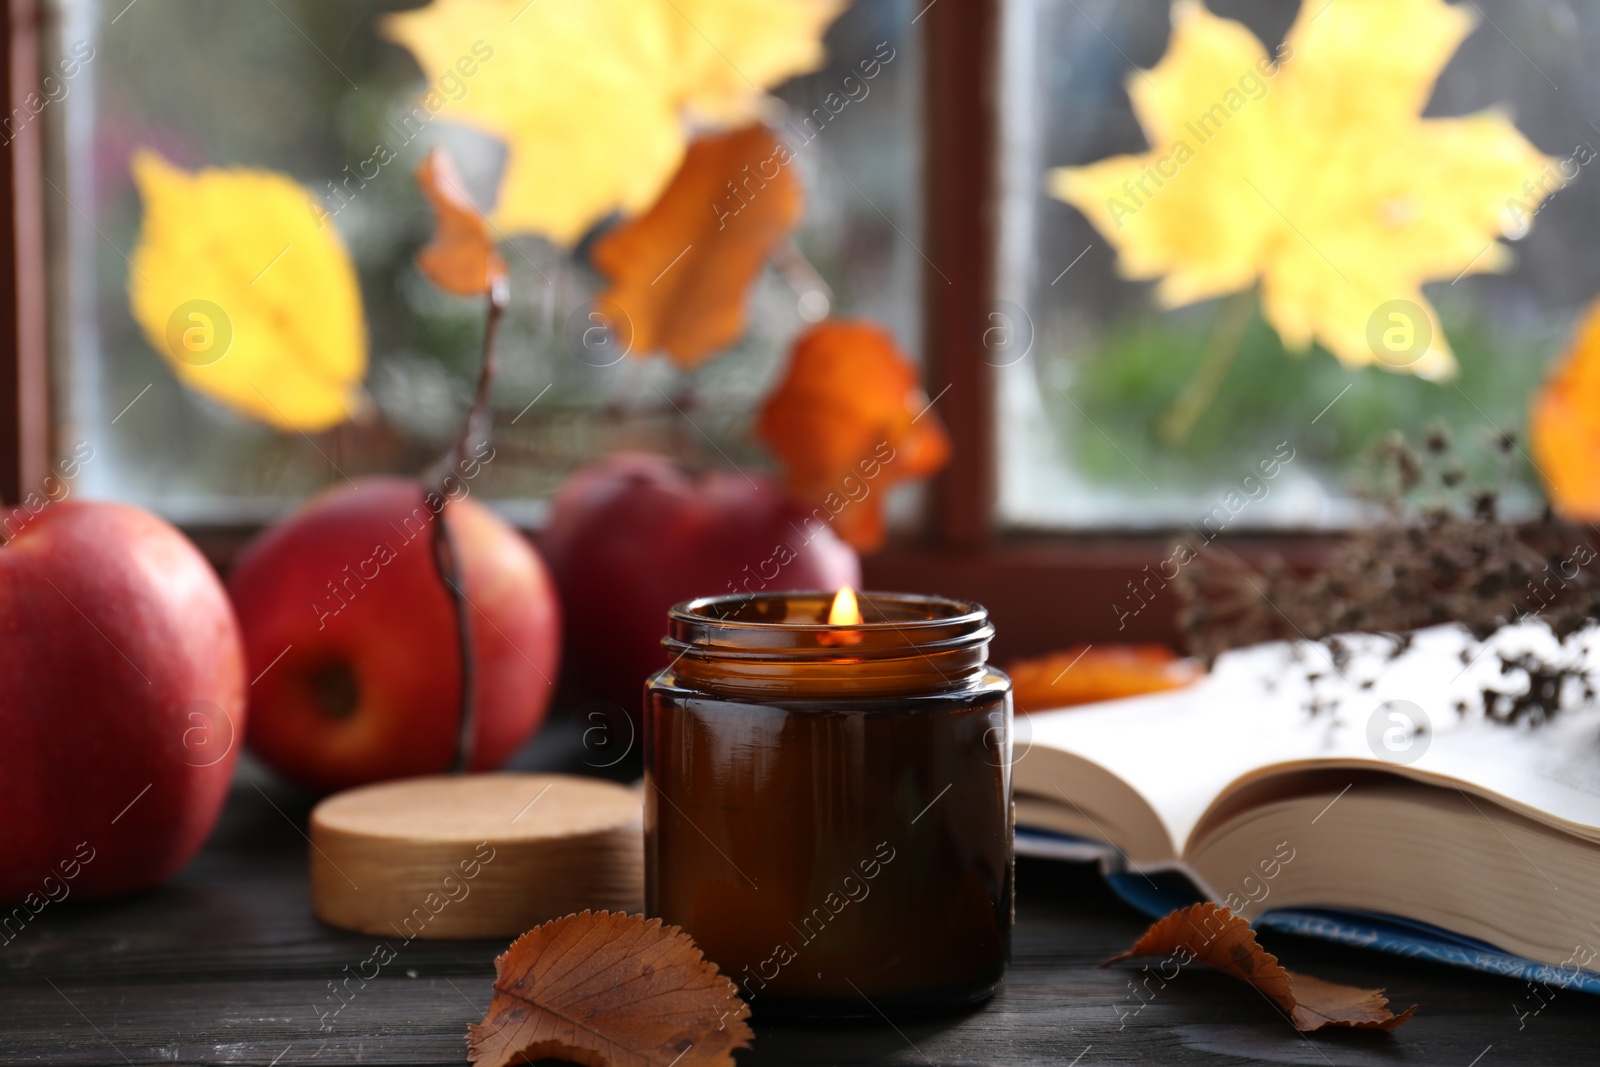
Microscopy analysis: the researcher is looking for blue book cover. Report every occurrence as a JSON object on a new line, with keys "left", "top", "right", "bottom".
{"left": 1018, "top": 827, "right": 1600, "bottom": 995}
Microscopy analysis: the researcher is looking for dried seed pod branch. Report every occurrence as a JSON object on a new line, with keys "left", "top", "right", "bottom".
{"left": 414, "top": 149, "right": 512, "bottom": 772}
{"left": 1177, "top": 432, "right": 1600, "bottom": 726}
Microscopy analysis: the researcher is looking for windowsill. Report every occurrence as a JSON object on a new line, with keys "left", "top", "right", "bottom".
{"left": 183, "top": 518, "right": 1342, "bottom": 663}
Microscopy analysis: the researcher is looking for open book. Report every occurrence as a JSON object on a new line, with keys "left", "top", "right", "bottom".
{"left": 1014, "top": 622, "right": 1600, "bottom": 993}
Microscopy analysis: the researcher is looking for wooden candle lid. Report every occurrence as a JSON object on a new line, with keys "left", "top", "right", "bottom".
{"left": 309, "top": 773, "right": 643, "bottom": 940}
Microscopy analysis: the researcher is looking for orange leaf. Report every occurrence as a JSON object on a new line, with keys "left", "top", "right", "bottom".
{"left": 1531, "top": 296, "right": 1600, "bottom": 519}
{"left": 1009, "top": 645, "right": 1204, "bottom": 713}
{"left": 1106, "top": 903, "right": 1417, "bottom": 1032}
{"left": 755, "top": 320, "right": 950, "bottom": 552}
{"left": 467, "top": 910, "right": 752, "bottom": 1067}
{"left": 593, "top": 125, "right": 803, "bottom": 367}
{"left": 416, "top": 148, "right": 506, "bottom": 297}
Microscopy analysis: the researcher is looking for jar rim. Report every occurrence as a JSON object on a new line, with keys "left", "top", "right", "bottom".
{"left": 660, "top": 591, "right": 996, "bottom": 697}
{"left": 669, "top": 590, "right": 988, "bottom": 634}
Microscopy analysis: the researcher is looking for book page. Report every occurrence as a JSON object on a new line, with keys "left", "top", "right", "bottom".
{"left": 1020, "top": 622, "right": 1600, "bottom": 856}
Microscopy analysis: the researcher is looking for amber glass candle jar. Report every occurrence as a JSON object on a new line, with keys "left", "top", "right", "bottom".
{"left": 644, "top": 590, "right": 1012, "bottom": 1018}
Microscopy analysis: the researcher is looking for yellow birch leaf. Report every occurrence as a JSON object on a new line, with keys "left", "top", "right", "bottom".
{"left": 128, "top": 149, "right": 367, "bottom": 432}
{"left": 1048, "top": 0, "right": 1555, "bottom": 381}
{"left": 382, "top": 0, "right": 843, "bottom": 245}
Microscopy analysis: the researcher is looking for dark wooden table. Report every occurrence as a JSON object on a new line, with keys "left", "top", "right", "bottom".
{"left": 3, "top": 720, "right": 1594, "bottom": 1065}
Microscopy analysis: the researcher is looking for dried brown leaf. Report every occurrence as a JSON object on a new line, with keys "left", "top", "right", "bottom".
{"left": 466, "top": 910, "right": 752, "bottom": 1067}
{"left": 1285, "top": 973, "right": 1417, "bottom": 1031}
{"left": 416, "top": 148, "right": 506, "bottom": 297}
{"left": 1106, "top": 903, "right": 1417, "bottom": 1032}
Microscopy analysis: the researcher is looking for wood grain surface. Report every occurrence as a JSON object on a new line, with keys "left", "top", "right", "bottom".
{"left": 0, "top": 716, "right": 1592, "bottom": 1066}
{"left": 309, "top": 774, "right": 643, "bottom": 939}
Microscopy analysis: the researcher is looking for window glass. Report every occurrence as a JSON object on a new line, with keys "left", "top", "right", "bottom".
{"left": 999, "top": 0, "right": 1590, "bottom": 530}
{"left": 48, "top": 0, "right": 921, "bottom": 524}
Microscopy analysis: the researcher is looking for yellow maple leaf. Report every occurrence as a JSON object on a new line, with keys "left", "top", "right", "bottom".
{"left": 1049, "top": 0, "right": 1555, "bottom": 380}
{"left": 382, "top": 0, "right": 843, "bottom": 244}
{"left": 128, "top": 150, "right": 367, "bottom": 431}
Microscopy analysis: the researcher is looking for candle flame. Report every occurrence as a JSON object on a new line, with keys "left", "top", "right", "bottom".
{"left": 828, "top": 584, "right": 863, "bottom": 626}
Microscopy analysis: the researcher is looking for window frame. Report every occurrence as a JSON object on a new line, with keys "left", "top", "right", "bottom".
{"left": 1, "top": 0, "right": 48, "bottom": 514}
{"left": 0, "top": 0, "right": 1338, "bottom": 662}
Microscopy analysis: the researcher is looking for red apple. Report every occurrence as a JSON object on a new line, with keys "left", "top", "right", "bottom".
{"left": 228, "top": 477, "right": 559, "bottom": 793}
{"left": 0, "top": 502, "right": 245, "bottom": 904}
{"left": 540, "top": 452, "right": 860, "bottom": 718}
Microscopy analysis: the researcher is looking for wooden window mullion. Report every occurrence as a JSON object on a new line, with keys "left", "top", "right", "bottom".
{"left": 921, "top": 0, "right": 1001, "bottom": 549}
